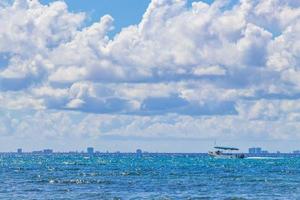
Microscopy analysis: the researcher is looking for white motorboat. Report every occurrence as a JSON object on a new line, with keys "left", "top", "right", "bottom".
{"left": 208, "top": 146, "right": 245, "bottom": 159}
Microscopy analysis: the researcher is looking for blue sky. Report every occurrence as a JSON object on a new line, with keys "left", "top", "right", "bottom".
{"left": 39, "top": 0, "right": 216, "bottom": 36}
{"left": 0, "top": 0, "right": 300, "bottom": 152}
{"left": 40, "top": 0, "right": 152, "bottom": 36}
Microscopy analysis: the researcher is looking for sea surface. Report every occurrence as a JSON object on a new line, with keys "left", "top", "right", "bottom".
{"left": 0, "top": 153, "right": 300, "bottom": 200}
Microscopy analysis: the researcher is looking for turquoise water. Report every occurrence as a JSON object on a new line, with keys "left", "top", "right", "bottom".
{"left": 0, "top": 154, "right": 300, "bottom": 199}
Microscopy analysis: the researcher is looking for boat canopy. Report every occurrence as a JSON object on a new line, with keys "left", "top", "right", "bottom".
{"left": 214, "top": 146, "right": 239, "bottom": 151}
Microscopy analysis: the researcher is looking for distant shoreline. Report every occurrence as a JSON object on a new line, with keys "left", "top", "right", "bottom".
{"left": 1, "top": 152, "right": 300, "bottom": 157}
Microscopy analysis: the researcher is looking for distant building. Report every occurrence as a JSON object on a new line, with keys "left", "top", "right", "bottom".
{"left": 87, "top": 147, "right": 94, "bottom": 154}
{"left": 256, "top": 148, "right": 262, "bottom": 154}
{"left": 136, "top": 149, "right": 142, "bottom": 155}
{"left": 17, "top": 148, "right": 22, "bottom": 154}
{"left": 261, "top": 150, "right": 269, "bottom": 154}
{"left": 248, "top": 148, "right": 255, "bottom": 154}
{"left": 248, "top": 147, "right": 262, "bottom": 154}
{"left": 43, "top": 149, "right": 53, "bottom": 154}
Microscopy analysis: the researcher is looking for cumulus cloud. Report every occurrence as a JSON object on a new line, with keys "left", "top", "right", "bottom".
{"left": 2, "top": 109, "right": 300, "bottom": 146}
{"left": 0, "top": 0, "right": 300, "bottom": 143}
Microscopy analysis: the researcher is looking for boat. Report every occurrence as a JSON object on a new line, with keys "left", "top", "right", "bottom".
{"left": 208, "top": 146, "right": 245, "bottom": 159}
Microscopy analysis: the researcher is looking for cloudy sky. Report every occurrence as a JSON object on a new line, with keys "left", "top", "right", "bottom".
{"left": 0, "top": 0, "right": 300, "bottom": 152}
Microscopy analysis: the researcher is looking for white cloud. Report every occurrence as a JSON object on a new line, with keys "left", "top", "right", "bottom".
{"left": 2, "top": 109, "right": 300, "bottom": 146}
{"left": 49, "top": 66, "right": 87, "bottom": 83}
{"left": 66, "top": 98, "right": 85, "bottom": 109}
{"left": 193, "top": 65, "right": 226, "bottom": 76}
{"left": 236, "top": 23, "right": 272, "bottom": 67}
{"left": 268, "top": 20, "right": 300, "bottom": 71}
{"left": 0, "top": 91, "right": 45, "bottom": 110}
{"left": 1, "top": 0, "right": 300, "bottom": 144}
{"left": 0, "top": 0, "right": 85, "bottom": 89}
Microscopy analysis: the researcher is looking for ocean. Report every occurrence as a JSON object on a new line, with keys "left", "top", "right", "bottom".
{"left": 0, "top": 153, "right": 299, "bottom": 199}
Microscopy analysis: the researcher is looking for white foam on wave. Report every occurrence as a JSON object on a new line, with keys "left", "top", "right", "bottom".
{"left": 246, "top": 157, "right": 283, "bottom": 160}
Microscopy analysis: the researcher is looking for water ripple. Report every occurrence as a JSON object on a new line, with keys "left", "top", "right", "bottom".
{"left": 0, "top": 154, "right": 299, "bottom": 199}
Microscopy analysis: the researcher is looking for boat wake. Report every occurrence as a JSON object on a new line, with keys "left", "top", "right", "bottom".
{"left": 246, "top": 157, "right": 283, "bottom": 160}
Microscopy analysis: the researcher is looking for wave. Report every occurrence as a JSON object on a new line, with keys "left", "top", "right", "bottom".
{"left": 246, "top": 156, "right": 283, "bottom": 160}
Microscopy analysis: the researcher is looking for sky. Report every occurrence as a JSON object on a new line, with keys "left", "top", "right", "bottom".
{"left": 0, "top": 0, "right": 300, "bottom": 153}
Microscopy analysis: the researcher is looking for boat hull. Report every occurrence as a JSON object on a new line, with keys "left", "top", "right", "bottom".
{"left": 208, "top": 152, "right": 245, "bottom": 159}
